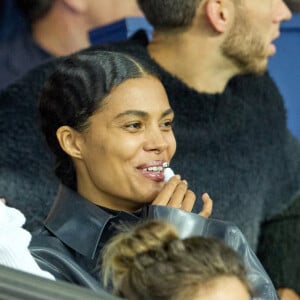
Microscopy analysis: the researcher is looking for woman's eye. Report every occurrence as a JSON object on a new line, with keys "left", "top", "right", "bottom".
{"left": 160, "top": 120, "right": 174, "bottom": 130}
{"left": 124, "top": 122, "right": 143, "bottom": 130}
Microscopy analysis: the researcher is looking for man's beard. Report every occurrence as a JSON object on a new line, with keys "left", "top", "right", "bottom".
{"left": 221, "top": 7, "right": 269, "bottom": 75}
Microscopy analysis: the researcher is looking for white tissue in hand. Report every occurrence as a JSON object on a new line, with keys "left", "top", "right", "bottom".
{"left": 164, "top": 167, "right": 175, "bottom": 183}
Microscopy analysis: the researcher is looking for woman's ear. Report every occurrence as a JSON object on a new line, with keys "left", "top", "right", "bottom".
{"left": 205, "top": 0, "right": 231, "bottom": 33}
{"left": 56, "top": 126, "right": 84, "bottom": 159}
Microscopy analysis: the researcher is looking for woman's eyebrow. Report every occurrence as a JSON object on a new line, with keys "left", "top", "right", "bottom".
{"left": 114, "top": 108, "right": 174, "bottom": 120}
{"left": 161, "top": 108, "right": 174, "bottom": 118}
{"left": 114, "top": 110, "right": 148, "bottom": 119}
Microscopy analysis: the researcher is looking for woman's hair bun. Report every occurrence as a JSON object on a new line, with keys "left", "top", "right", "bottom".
{"left": 102, "top": 220, "right": 179, "bottom": 286}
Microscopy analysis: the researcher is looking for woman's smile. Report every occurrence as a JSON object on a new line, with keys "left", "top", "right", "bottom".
{"left": 136, "top": 160, "right": 167, "bottom": 182}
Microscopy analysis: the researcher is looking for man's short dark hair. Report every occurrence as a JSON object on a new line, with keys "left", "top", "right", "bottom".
{"left": 137, "top": 0, "right": 201, "bottom": 30}
{"left": 15, "top": 0, "right": 54, "bottom": 23}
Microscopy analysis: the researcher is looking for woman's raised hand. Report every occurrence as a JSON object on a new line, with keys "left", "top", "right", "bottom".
{"left": 152, "top": 175, "right": 213, "bottom": 217}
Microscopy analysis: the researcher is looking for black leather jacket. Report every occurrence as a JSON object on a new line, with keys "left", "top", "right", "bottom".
{"left": 29, "top": 184, "right": 279, "bottom": 299}
{"left": 29, "top": 184, "right": 149, "bottom": 292}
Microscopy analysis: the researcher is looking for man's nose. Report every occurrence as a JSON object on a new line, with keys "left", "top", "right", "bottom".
{"left": 274, "top": 0, "right": 292, "bottom": 23}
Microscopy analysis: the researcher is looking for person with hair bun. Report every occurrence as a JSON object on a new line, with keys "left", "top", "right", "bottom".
{"left": 102, "top": 219, "right": 252, "bottom": 300}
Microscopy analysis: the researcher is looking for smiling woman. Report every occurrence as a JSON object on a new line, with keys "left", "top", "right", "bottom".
{"left": 64, "top": 75, "right": 177, "bottom": 212}
{"left": 30, "top": 50, "right": 212, "bottom": 286}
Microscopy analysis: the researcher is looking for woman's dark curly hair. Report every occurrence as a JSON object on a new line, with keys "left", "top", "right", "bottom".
{"left": 39, "top": 50, "right": 156, "bottom": 190}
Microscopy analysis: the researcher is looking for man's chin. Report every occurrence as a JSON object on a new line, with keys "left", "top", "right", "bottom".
{"left": 240, "top": 58, "right": 268, "bottom": 76}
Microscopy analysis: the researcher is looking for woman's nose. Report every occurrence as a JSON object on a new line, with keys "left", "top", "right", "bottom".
{"left": 143, "top": 129, "right": 168, "bottom": 154}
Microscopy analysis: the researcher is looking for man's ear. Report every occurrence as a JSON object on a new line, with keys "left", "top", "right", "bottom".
{"left": 205, "top": 0, "right": 232, "bottom": 33}
{"left": 56, "top": 126, "right": 84, "bottom": 159}
{"left": 61, "top": 0, "right": 87, "bottom": 13}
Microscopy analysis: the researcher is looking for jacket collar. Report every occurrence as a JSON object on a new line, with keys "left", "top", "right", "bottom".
{"left": 44, "top": 184, "right": 147, "bottom": 259}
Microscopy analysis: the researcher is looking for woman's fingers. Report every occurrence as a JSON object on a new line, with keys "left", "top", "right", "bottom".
{"left": 152, "top": 175, "right": 181, "bottom": 206}
{"left": 168, "top": 180, "right": 188, "bottom": 208}
{"left": 152, "top": 176, "right": 196, "bottom": 212}
{"left": 198, "top": 193, "right": 213, "bottom": 218}
{"left": 152, "top": 176, "right": 211, "bottom": 216}
{"left": 180, "top": 189, "right": 196, "bottom": 212}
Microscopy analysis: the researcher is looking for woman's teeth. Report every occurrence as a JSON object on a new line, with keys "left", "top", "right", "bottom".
{"left": 143, "top": 166, "right": 164, "bottom": 172}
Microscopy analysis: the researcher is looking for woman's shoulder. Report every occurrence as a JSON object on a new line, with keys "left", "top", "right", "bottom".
{"left": 30, "top": 232, "right": 101, "bottom": 290}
